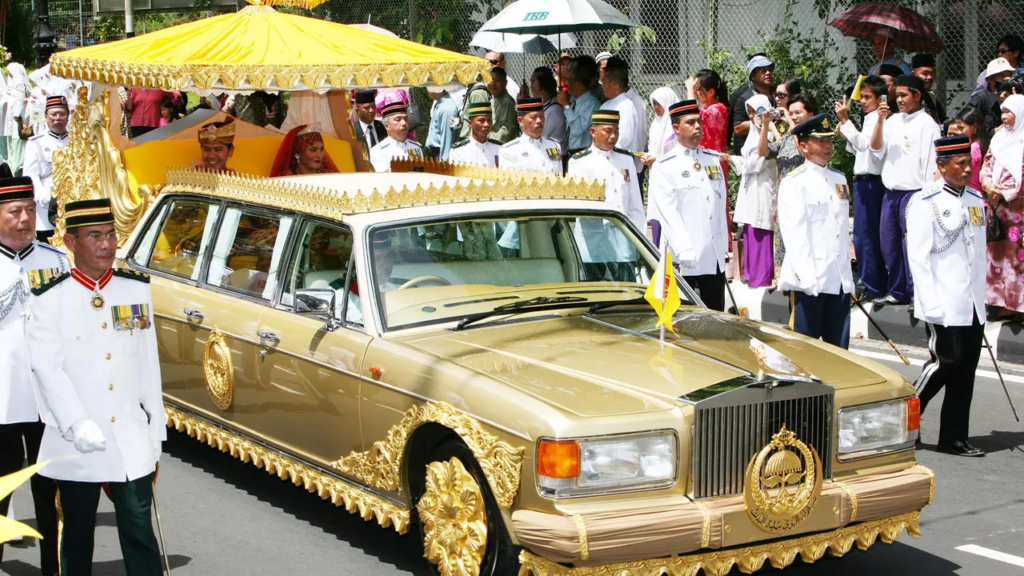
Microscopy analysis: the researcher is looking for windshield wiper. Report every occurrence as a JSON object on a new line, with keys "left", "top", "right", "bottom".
{"left": 587, "top": 297, "right": 650, "bottom": 314}
{"left": 454, "top": 296, "right": 589, "bottom": 331}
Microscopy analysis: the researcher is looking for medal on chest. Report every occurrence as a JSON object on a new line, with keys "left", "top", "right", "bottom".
{"left": 71, "top": 268, "right": 113, "bottom": 311}
{"left": 969, "top": 206, "right": 984, "bottom": 226}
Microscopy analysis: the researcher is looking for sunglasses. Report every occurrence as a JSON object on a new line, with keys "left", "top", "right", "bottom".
{"left": 775, "top": 91, "right": 789, "bottom": 99}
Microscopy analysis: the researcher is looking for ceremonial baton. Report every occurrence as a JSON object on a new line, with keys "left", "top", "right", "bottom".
{"left": 850, "top": 294, "right": 910, "bottom": 365}
{"left": 982, "top": 333, "right": 1020, "bottom": 423}
{"left": 724, "top": 276, "right": 741, "bottom": 317}
{"left": 152, "top": 488, "right": 172, "bottom": 575}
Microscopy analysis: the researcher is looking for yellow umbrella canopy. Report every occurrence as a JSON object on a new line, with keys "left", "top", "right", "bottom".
{"left": 50, "top": 2, "right": 490, "bottom": 92}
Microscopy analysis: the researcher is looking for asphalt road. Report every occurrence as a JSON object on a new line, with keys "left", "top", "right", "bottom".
{"left": 3, "top": 338, "right": 1024, "bottom": 576}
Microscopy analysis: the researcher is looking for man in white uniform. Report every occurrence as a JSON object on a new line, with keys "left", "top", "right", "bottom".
{"left": 28, "top": 198, "right": 164, "bottom": 574}
{"left": 647, "top": 100, "right": 728, "bottom": 311}
{"left": 448, "top": 101, "right": 501, "bottom": 167}
{"left": 778, "top": 114, "right": 855, "bottom": 349}
{"left": 498, "top": 97, "right": 562, "bottom": 174}
{"left": 906, "top": 135, "right": 987, "bottom": 457}
{"left": 370, "top": 101, "right": 423, "bottom": 172}
{"left": 870, "top": 74, "right": 940, "bottom": 306}
{"left": 23, "top": 95, "right": 70, "bottom": 243}
{"left": 0, "top": 176, "right": 62, "bottom": 575}
{"left": 568, "top": 109, "right": 645, "bottom": 281}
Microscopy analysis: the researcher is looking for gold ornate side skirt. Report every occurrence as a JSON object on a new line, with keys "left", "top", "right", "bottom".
{"left": 164, "top": 405, "right": 410, "bottom": 533}
{"left": 517, "top": 511, "right": 921, "bottom": 576}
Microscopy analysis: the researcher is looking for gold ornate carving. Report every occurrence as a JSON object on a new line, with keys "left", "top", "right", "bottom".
{"left": 164, "top": 405, "right": 410, "bottom": 533}
{"left": 517, "top": 511, "right": 922, "bottom": 576}
{"left": 693, "top": 500, "right": 711, "bottom": 548}
{"left": 921, "top": 464, "right": 935, "bottom": 506}
{"left": 572, "top": 514, "right": 589, "bottom": 561}
{"left": 743, "top": 425, "right": 823, "bottom": 534}
{"left": 51, "top": 88, "right": 151, "bottom": 248}
{"left": 202, "top": 329, "right": 234, "bottom": 411}
{"left": 832, "top": 481, "right": 858, "bottom": 523}
{"left": 416, "top": 457, "right": 488, "bottom": 576}
{"left": 50, "top": 58, "right": 491, "bottom": 92}
{"left": 163, "top": 167, "right": 603, "bottom": 219}
{"left": 330, "top": 402, "right": 524, "bottom": 509}
{"left": 390, "top": 158, "right": 547, "bottom": 183}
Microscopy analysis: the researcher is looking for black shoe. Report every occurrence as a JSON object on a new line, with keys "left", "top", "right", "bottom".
{"left": 873, "top": 294, "right": 909, "bottom": 306}
{"left": 915, "top": 436, "right": 922, "bottom": 449}
{"left": 936, "top": 439, "right": 985, "bottom": 457}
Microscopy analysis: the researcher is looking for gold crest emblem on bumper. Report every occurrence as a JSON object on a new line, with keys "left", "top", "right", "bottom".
{"left": 744, "top": 425, "right": 822, "bottom": 533}
{"left": 203, "top": 328, "right": 234, "bottom": 411}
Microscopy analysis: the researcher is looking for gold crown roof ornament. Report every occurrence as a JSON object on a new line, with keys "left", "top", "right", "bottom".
{"left": 197, "top": 120, "right": 236, "bottom": 142}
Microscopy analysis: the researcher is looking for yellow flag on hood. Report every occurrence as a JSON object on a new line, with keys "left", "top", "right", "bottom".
{"left": 644, "top": 240, "right": 680, "bottom": 337}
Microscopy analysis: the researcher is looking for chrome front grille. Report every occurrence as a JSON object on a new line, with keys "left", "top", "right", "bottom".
{"left": 689, "top": 381, "right": 834, "bottom": 500}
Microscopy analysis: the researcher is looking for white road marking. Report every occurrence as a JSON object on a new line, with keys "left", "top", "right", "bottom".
{"left": 955, "top": 544, "right": 1024, "bottom": 568}
{"left": 851, "top": 348, "right": 1024, "bottom": 386}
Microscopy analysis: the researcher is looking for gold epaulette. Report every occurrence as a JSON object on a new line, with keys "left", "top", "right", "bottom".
{"left": 28, "top": 269, "right": 69, "bottom": 296}
{"left": 112, "top": 269, "right": 151, "bottom": 283}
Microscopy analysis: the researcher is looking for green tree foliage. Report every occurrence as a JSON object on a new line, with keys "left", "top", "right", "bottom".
{"left": 4, "top": 0, "right": 38, "bottom": 66}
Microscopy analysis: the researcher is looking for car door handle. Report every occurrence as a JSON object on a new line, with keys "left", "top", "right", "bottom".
{"left": 257, "top": 330, "right": 280, "bottom": 344}
{"left": 184, "top": 308, "right": 204, "bottom": 321}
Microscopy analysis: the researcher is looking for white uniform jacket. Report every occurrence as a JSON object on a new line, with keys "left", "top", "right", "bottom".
{"left": 0, "top": 241, "right": 69, "bottom": 424}
{"left": 647, "top": 146, "right": 728, "bottom": 276}
{"left": 777, "top": 162, "right": 855, "bottom": 296}
{"left": 498, "top": 135, "right": 562, "bottom": 175}
{"left": 369, "top": 136, "right": 424, "bottom": 173}
{"left": 448, "top": 137, "right": 501, "bottom": 167}
{"left": 23, "top": 130, "right": 70, "bottom": 232}
{"left": 906, "top": 180, "right": 987, "bottom": 326}
{"left": 568, "top": 146, "right": 646, "bottom": 263}
{"left": 28, "top": 269, "right": 165, "bottom": 482}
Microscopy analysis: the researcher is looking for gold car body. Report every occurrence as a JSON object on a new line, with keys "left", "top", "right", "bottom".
{"left": 120, "top": 168, "right": 932, "bottom": 576}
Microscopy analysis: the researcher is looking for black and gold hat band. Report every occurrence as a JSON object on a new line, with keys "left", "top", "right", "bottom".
{"left": 65, "top": 198, "right": 115, "bottom": 229}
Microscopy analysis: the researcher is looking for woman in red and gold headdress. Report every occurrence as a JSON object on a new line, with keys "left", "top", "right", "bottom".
{"left": 270, "top": 123, "right": 340, "bottom": 177}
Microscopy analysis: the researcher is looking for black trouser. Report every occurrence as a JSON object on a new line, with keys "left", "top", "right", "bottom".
{"left": 915, "top": 312, "right": 985, "bottom": 444}
{"left": 55, "top": 473, "right": 162, "bottom": 576}
{"left": 683, "top": 267, "right": 726, "bottom": 312}
{"left": 0, "top": 420, "right": 59, "bottom": 574}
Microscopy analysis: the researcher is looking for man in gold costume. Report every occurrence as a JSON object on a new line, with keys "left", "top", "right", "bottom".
{"left": 190, "top": 118, "right": 237, "bottom": 173}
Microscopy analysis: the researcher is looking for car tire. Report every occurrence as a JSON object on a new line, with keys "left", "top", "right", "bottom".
{"left": 413, "top": 440, "right": 519, "bottom": 576}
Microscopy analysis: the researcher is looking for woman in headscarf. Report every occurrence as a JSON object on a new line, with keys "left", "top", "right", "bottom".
{"left": 732, "top": 94, "right": 779, "bottom": 288}
{"left": 982, "top": 94, "right": 1024, "bottom": 317}
{"left": 3, "top": 63, "right": 33, "bottom": 174}
{"left": 270, "top": 124, "right": 340, "bottom": 177}
{"left": 647, "top": 87, "right": 680, "bottom": 158}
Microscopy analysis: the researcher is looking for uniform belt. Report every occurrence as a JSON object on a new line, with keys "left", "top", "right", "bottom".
{"left": 853, "top": 174, "right": 881, "bottom": 182}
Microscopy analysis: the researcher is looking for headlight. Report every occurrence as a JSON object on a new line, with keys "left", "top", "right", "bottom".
{"left": 536, "top": 431, "right": 677, "bottom": 497}
{"left": 837, "top": 398, "right": 919, "bottom": 460}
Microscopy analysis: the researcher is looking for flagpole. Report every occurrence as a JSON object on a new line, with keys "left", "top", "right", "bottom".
{"left": 659, "top": 235, "right": 668, "bottom": 350}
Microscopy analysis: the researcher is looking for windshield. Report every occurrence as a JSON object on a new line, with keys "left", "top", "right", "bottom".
{"left": 367, "top": 212, "right": 696, "bottom": 330}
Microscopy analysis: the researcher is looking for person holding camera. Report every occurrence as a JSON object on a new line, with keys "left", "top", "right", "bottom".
{"left": 732, "top": 94, "right": 780, "bottom": 288}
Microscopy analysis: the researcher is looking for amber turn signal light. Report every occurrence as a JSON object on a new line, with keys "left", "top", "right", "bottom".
{"left": 906, "top": 397, "right": 920, "bottom": 431}
{"left": 537, "top": 439, "right": 580, "bottom": 479}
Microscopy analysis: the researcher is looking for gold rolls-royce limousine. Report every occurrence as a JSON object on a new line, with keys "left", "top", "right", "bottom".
{"left": 118, "top": 167, "right": 932, "bottom": 576}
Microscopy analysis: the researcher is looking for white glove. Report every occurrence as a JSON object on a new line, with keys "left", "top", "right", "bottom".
{"left": 68, "top": 419, "right": 107, "bottom": 454}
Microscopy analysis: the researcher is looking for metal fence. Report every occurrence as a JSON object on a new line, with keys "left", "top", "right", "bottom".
{"left": 13, "top": 0, "right": 1024, "bottom": 135}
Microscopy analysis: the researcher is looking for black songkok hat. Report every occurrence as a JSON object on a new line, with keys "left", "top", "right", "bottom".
{"left": 912, "top": 53, "right": 936, "bottom": 69}
{"left": 669, "top": 99, "right": 700, "bottom": 121}
{"left": 0, "top": 176, "right": 33, "bottom": 204}
{"left": 934, "top": 135, "right": 972, "bottom": 158}
{"left": 65, "top": 198, "right": 114, "bottom": 229}
{"left": 354, "top": 90, "right": 377, "bottom": 105}
{"left": 878, "top": 63, "right": 904, "bottom": 78}
{"left": 895, "top": 74, "right": 925, "bottom": 92}
{"left": 381, "top": 101, "right": 407, "bottom": 118}
{"left": 515, "top": 97, "right": 544, "bottom": 114}
{"left": 791, "top": 113, "right": 834, "bottom": 138}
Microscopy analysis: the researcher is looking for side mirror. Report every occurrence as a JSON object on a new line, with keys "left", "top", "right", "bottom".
{"left": 295, "top": 288, "right": 336, "bottom": 317}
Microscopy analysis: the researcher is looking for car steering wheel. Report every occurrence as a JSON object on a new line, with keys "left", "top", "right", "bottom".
{"left": 398, "top": 275, "right": 452, "bottom": 290}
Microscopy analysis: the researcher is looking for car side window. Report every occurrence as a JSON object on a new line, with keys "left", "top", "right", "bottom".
{"left": 206, "top": 206, "right": 294, "bottom": 301}
{"left": 133, "top": 199, "right": 221, "bottom": 281}
{"left": 281, "top": 221, "right": 354, "bottom": 322}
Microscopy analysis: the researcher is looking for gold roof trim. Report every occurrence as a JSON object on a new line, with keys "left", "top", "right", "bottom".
{"left": 518, "top": 511, "right": 921, "bottom": 575}
{"left": 390, "top": 158, "right": 546, "bottom": 182}
{"left": 162, "top": 167, "right": 604, "bottom": 218}
{"left": 49, "top": 58, "right": 491, "bottom": 92}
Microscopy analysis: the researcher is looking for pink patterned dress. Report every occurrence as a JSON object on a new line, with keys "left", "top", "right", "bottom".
{"left": 700, "top": 102, "right": 731, "bottom": 230}
{"left": 981, "top": 149, "right": 1024, "bottom": 312}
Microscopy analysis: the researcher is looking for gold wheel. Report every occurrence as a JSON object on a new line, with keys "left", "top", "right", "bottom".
{"left": 416, "top": 456, "right": 488, "bottom": 576}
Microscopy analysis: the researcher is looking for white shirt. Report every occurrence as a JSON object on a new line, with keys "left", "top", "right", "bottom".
{"left": 777, "top": 162, "right": 855, "bottom": 296}
{"left": 732, "top": 146, "right": 778, "bottom": 231}
{"left": 497, "top": 134, "right": 562, "bottom": 174}
{"left": 23, "top": 130, "right": 70, "bottom": 232}
{"left": 369, "top": 136, "right": 424, "bottom": 173}
{"left": 872, "top": 108, "right": 940, "bottom": 191}
{"left": 603, "top": 93, "right": 641, "bottom": 153}
{"left": 625, "top": 87, "right": 649, "bottom": 150}
{"left": 839, "top": 111, "right": 884, "bottom": 176}
{"left": 0, "top": 241, "right": 68, "bottom": 425}
{"left": 568, "top": 146, "right": 646, "bottom": 264}
{"left": 448, "top": 136, "right": 501, "bottom": 167}
{"left": 360, "top": 120, "right": 379, "bottom": 149}
{"left": 29, "top": 270, "right": 165, "bottom": 482}
{"left": 647, "top": 145, "right": 728, "bottom": 276}
{"left": 906, "top": 179, "right": 987, "bottom": 326}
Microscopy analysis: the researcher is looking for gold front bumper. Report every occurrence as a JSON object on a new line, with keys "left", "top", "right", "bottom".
{"left": 514, "top": 464, "right": 933, "bottom": 574}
